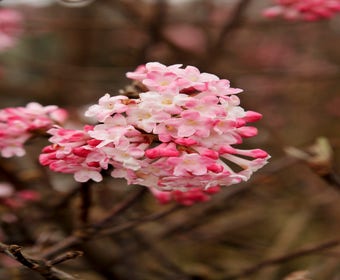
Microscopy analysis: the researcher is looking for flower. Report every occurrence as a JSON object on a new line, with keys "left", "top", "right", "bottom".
{"left": 0, "top": 182, "right": 40, "bottom": 208}
{"left": 263, "top": 0, "right": 340, "bottom": 21}
{"left": 0, "top": 103, "right": 68, "bottom": 158}
{"left": 0, "top": 9, "right": 23, "bottom": 51}
{"left": 84, "top": 94, "right": 129, "bottom": 122}
{"left": 39, "top": 126, "right": 104, "bottom": 183}
{"left": 40, "top": 62, "right": 270, "bottom": 205}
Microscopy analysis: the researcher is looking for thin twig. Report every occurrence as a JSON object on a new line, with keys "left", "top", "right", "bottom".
{"left": 214, "top": 0, "right": 252, "bottom": 52}
{"left": 223, "top": 239, "right": 340, "bottom": 280}
{"left": 0, "top": 242, "right": 79, "bottom": 280}
{"left": 48, "top": 251, "right": 83, "bottom": 266}
{"left": 52, "top": 185, "right": 82, "bottom": 210}
{"left": 41, "top": 187, "right": 147, "bottom": 259}
{"left": 99, "top": 204, "right": 182, "bottom": 237}
{"left": 161, "top": 156, "right": 296, "bottom": 238}
{"left": 137, "top": 0, "right": 168, "bottom": 63}
{"left": 129, "top": 229, "right": 189, "bottom": 279}
{"left": 200, "top": 0, "right": 252, "bottom": 68}
{"left": 322, "top": 172, "right": 340, "bottom": 190}
{"left": 91, "top": 186, "right": 147, "bottom": 230}
{"left": 0, "top": 160, "right": 25, "bottom": 190}
{"left": 80, "top": 181, "right": 92, "bottom": 226}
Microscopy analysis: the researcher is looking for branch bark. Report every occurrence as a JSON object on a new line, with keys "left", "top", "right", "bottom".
{"left": 223, "top": 239, "right": 340, "bottom": 280}
{"left": 0, "top": 242, "right": 81, "bottom": 280}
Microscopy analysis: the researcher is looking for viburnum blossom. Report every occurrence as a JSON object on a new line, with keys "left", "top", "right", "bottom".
{"left": 40, "top": 62, "right": 270, "bottom": 205}
{"left": 263, "top": 0, "right": 340, "bottom": 21}
{"left": 0, "top": 182, "right": 40, "bottom": 209}
{"left": 0, "top": 9, "right": 23, "bottom": 51}
{"left": 0, "top": 103, "right": 68, "bottom": 158}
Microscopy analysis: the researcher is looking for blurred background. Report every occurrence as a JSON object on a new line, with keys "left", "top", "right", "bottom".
{"left": 0, "top": 0, "right": 339, "bottom": 279}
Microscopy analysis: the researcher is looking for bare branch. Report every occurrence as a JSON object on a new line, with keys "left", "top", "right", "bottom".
{"left": 223, "top": 239, "right": 340, "bottom": 280}
{"left": 214, "top": 0, "right": 252, "bottom": 52}
{"left": 0, "top": 242, "right": 80, "bottom": 280}
{"left": 99, "top": 204, "right": 182, "bottom": 237}
{"left": 79, "top": 181, "right": 92, "bottom": 226}
{"left": 41, "top": 186, "right": 147, "bottom": 259}
{"left": 48, "top": 251, "right": 84, "bottom": 266}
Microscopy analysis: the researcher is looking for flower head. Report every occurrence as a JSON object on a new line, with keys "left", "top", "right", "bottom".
{"left": 263, "top": 0, "right": 340, "bottom": 21}
{"left": 0, "top": 182, "right": 40, "bottom": 209}
{"left": 0, "top": 103, "right": 68, "bottom": 158}
{"left": 0, "top": 9, "right": 23, "bottom": 51}
{"left": 41, "top": 62, "right": 270, "bottom": 204}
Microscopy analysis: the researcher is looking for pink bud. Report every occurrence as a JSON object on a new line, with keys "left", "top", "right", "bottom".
{"left": 249, "top": 149, "right": 268, "bottom": 158}
{"left": 50, "top": 109, "right": 68, "bottom": 123}
{"left": 218, "top": 146, "right": 237, "bottom": 154}
{"left": 17, "top": 190, "right": 40, "bottom": 201}
{"left": 207, "top": 164, "right": 224, "bottom": 173}
{"left": 73, "top": 147, "right": 91, "bottom": 157}
{"left": 174, "top": 138, "right": 197, "bottom": 146}
{"left": 243, "top": 111, "right": 263, "bottom": 122}
{"left": 201, "top": 149, "right": 219, "bottom": 159}
{"left": 237, "top": 126, "right": 258, "bottom": 138}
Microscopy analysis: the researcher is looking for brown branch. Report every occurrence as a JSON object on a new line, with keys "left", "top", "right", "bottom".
{"left": 200, "top": 0, "right": 252, "bottom": 68}
{"left": 136, "top": 0, "right": 168, "bottom": 63}
{"left": 322, "top": 172, "right": 340, "bottom": 190}
{"left": 51, "top": 184, "right": 82, "bottom": 210}
{"left": 285, "top": 138, "right": 340, "bottom": 192}
{"left": 91, "top": 186, "right": 147, "bottom": 230}
{"left": 129, "top": 229, "right": 189, "bottom": 278}
{"left": 48, "top": 251, "right": 83, "bottom": 266}
{"left": 79, "top": 181, "right": 92, "bottom": 226}
{"left": 0, "top": 242, "right": 80, "bottom": 280}
{"left": 99, "top": 204, "right": 182, "bottom": 237}
{"left": 41, "top": 186, "right": 147, "bottom": 259}
{"left": 0, "top": 160, "right": 25, "bottom": 190}
{"left": 223, "top": 239, "right": 340, "bottom": 280}
{"left": 214, "top": 0, "right": 252, "bottom": 51}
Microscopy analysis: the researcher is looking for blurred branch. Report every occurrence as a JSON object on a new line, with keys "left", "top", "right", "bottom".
{"left": 79, "top": 181, "right": 92, "bottom": 226}
{"left": 223, "top": 239, "right": 340, "bottom": 280}
{"left": 48, "top": 250, "right": 83, "bottom": 266}
{"left": 41, "top": 201, "right": 181, "bottom": 261}
{"left": 137, "top": 0, "right": 168, "bottom": 63}
{"left": 51, "top": 184, "right": 82, "bottom": 210}
{"left": 0, "top": 160, "right": 25, "bottom": 190}
{"left": 91, "top": 185, "right": 147, "bottom": 230}
{"left": 0, "top": 242, "right": 81, "bottom": 280}
{"left": 129, "top": 229, "right": 190, "bottom": 279}
{"left": 285, "top": 137, "right": 340, "bottom": 191}
{"left": 41, "top": 186, "right": 147, "bottom": 259}
{"left": 99, "top": 204, "right": 182, "bottom": 236}
{"left": 161, "top": 156, "right": 294, "bottom": 238}
{"left": 214, "top": 0, "right": 252, "bottom": 51}
{"left": 102, "top": 0, "right": 145, "bottom": 25}
{"left": 201, "top": 0, "right": 252, "bottom": 67}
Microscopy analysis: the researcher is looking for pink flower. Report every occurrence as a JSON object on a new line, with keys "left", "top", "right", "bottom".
{"left": 85, "top": 94, "right": 129, "bottom": 122}
{"left": 150, "top": 186, "right": 221, "bottom": 206}
{"left": 0, "top": 9, "right": 23, "bottom": 51}
{"left": 0, "top": 103, "right": 68, "bottom": 158}
{"left": 145, "top": 142, "right": 180, "bottom": 159}
{"left": 41, "top": 62, "right": 270, "bottom": 205}
{"left": 0, "top": 183, "right": 14, "bottom": 198}
{"left": 0, "top": 182, "right": 40, "bottom": 208}
{"left": 39, "top": 126, "right": 105, "bottom": 183}
{"left": 88, "top": 114, "right": 141, "bottom": 148}
{"left": 263, "top": 0, "right": 340, "bottom": 21}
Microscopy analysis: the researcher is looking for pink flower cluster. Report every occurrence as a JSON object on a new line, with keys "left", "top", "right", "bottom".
{"left": 0, "top": 9, "right": 23, "bottom": 51}
{"left": 40, "top": 63, "right": 269, "bottom": 205}
{"left": 263, "top": 0, "right": 340, "bottom": 21}
{"left": 0, "top": 103, "right": 68, "bottom": 158}
{"left": 0, "top": 182, "right": 40, "bottom": 209}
